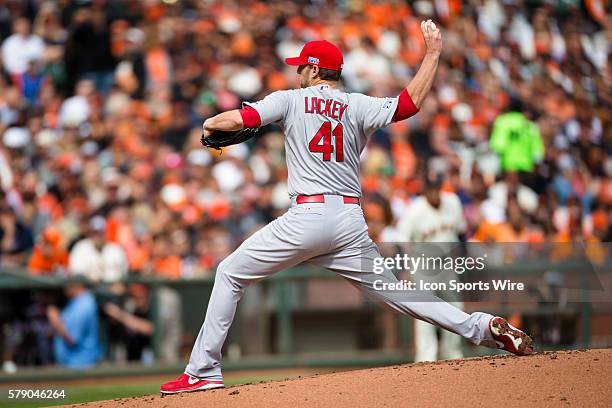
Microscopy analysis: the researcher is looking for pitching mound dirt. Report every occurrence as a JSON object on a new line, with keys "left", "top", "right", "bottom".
{"left": 68, "top": 349, "right": 612, "bottom": 408}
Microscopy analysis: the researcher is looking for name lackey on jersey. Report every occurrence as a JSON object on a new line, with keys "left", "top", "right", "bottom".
{"left": 304, "top": 96, "right": 348, "bottom": 120}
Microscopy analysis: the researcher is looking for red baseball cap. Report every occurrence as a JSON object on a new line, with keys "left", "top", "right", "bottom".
{"left": 285, "top": 40, "right": 343, "bottom": 71}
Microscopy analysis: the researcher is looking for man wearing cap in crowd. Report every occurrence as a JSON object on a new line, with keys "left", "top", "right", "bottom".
{"left": 68, "top": 215, "right": 128, "bottom": 282}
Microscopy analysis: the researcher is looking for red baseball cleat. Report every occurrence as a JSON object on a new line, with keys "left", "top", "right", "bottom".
{"left": 489, "top": 317, "right": 534, "bottom": 356}
{"left": 160, "top": 374, "right": 224, "bottom": 395}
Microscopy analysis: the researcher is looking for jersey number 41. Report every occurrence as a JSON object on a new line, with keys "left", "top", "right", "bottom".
{"left": 308, "top": 122, "right": 344, "bottom": 162}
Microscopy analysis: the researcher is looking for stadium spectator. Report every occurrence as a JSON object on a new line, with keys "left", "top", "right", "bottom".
{"left": 63, "top": 7, "right": 116, "bottom": 93}
{"left": 151, "top": 233, "right": 182, "bottom": 279}
{"left": 487, "top": 171, "right": 539, "bottom": 215}
{"left": 103, "top": 284, "right": 182, "bottom": 363}
{"left": 0, "top": 86, "right": 25, "bottom": 130}
{"left": 103, "top": 283, "right": 153, "bottom": 363}
{"left": 0, "top": 205, "right": 33, "bottom": 267}
{"left": 13, "top": 59, "right": 49, "bottom": 107}
{"left": 490, "top": 101, "right": 545, "bottom": 174}
{"left": 473, "top": 197, "right": 544, "bottom": 243}
{"left": 27, "top": 226, "right": 68, "bottom": 275}
{"left": 46, "top": 277, "right": 101, "bottom": 369}
{"left": 1, "top": 18, "right": 45, "bottom": 76}
{"left": 58, "top": 79, "right": 94, "bottom": 128}
{"left": 363, "top": 194, "right": 398, "bottom": 243}
{"left": 68, "top": 216, "right": 128, "bottom": 282}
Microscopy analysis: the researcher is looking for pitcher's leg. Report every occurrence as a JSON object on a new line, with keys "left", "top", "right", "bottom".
{"left": 311, "top": 242, "right": 496, "bottom": 349}
{"left": 185, "top": 253, "right": 245, "bottom": 380}
{"left": 363, "top": 273, "right": 495, "bottom": 348}
{"left": 185, "top": 206, "right": 329, "bottom": 379}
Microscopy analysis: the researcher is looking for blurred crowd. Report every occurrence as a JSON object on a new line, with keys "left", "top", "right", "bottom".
{"left": 0, "top": 0, "right": 609, "bottom": 286}
{"left": 0, "top": 0, "right": 609, "bottom": 372}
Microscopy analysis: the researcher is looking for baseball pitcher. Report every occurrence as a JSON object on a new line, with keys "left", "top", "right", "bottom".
{"left": 161, "top": 20, "right": 533, "bottom": 395}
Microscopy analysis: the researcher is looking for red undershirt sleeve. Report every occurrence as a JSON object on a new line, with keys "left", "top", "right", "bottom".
{"left": 392, "top": 89, "right": 419, "bottom": 122}
{"left": 239, "top": 106, "right": 262, "bottom": 128}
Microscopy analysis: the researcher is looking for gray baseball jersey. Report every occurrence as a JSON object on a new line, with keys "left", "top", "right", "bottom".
{"left": 185, "top": 85, "right": 497, "bottom": 381}
{"left": 245, "top": 84, "right": 399, "bottom": 197}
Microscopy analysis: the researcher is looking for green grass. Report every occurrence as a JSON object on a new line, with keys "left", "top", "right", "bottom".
{"left": 0, "top": 376, "right": 287, "bottom": 407}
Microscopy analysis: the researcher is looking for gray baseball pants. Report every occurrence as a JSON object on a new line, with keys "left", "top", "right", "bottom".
{"left": 186, "top": 195, "right": 496, "bottom": 380}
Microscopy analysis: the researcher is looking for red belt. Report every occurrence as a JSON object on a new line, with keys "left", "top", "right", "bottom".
{"left": 296, "top": 195, "right": 360, "bottom": 205}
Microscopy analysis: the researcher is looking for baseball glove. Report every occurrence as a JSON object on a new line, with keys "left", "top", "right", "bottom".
{"left": 200, "top": 128, "right": 259, "bottom": 150}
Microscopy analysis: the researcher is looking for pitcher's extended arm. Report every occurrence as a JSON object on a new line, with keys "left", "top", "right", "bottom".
{"left": 202, "top": 110, "right": 242, "bottom": 135}
{"left": 202, "top": 105, "right": 262, "bottom": 139}
{"left": 406, "top": 20, "right": 443, "bottom": 109}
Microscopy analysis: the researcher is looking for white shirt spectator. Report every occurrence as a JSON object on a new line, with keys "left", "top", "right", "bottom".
{"left": 478, "top": 0, "right": 505, "bottom": 43}
{"left": 1, "top": 32, "right": 44, "bottom": 75}
{"left": 581, "top": 30, "right": 608, "bottom": 70}
{"left": 377, "top": 30, "right": 401, "bottom": 58}
{"left": 397, "top": 192, "right": 466, "bottom": 242}
{"left": 379, "top": 225, "right": 402, "bottom": 243}
{"left": 507, "top": 13, "right": 535, "bottom": 60}
{"left": 212, "top": 160, "right": 244, "bottom": 193}
{"left": 227, "top": 66, "right": 262, "bottom": 98}
{"left": 58, "top": 95, "right": 91, "bottom": 128}
{"left": 69, "top": 239, "right": 128, "bottom": 282}
{"left": 488, "top": 181, "right": 538, "bottom": 215}
{"left": 343, "top": 46, "right": 391, "bottom": 92}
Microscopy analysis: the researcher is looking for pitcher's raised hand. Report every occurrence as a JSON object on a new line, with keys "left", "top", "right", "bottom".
{"left": 421, "top": 19, "right": 442, "bottom": 55}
